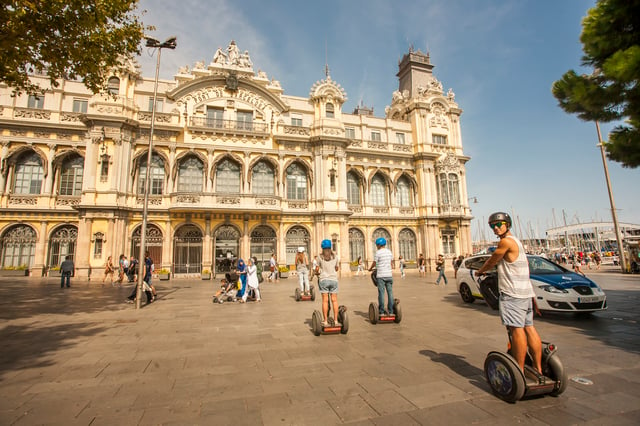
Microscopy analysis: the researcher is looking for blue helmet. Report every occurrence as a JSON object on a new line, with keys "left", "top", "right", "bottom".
{"left": 375, "top": 237, "right": 386, "bottom": 246}
{"left": 321, "top": 239, "right": 332, "bottom": 249}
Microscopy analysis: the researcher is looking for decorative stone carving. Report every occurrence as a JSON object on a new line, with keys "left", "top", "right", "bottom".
{"left": 283, "top": 125, "right": 310, "bottom": 136}
{"left": 218, "top": 196, "right": 240, "bottom": 205}
{"left": 399, "top": 207, "right": 414, "bottom": 214}
{"left": 176, "top": 194, "right": 200, "bottom": 203}
{"left": 14, "top": 108, "right": 51, "bottom": 120}
{"left": 55, "top": 197, "right": 80, "bottom": 206}
{"left": 367, "top": 142, "right": 388, "bottom": 150}
{"left": 9, "top": 195, "right": 37, "bottom": 205}
{"left": 10, "top": 130, "right": 26, "bottom": 136}
{"left": 436, "top": 151, "right": 461, "bottom": 173}
{"left": 447, "top": 88, "right": 455, "bottom": 101}
{"left": 348, "top": 205, "right": 362, "bottom": 213}
{"left": 288, "top": 201, "right": 308, "bottom": 209}
{"left": 256, "top": 197, "right": 277, "bottom": 206}
{"left": 323, "top": 128, "right": 343, "bottom": 136}
{"left": 429, "top": 103, "right": 449, "bottom": 129}
{"left": 61, "top": 112, "right": 82, "bottom": 122}
{"left": 349, "top": 140, "right": 362, "bottom": 148}
{"left": 373, "top": 207, "right": 390, "bottom": 214}
{"left": 393, "top": 144, "right": 412, "bottom": 153}
{"left": 137, "top": 196, "right": 162, "bottom": 205}
{"left": 35, "top": 131, "right": 50, "bottom": 139}
{"left": 138, "top": 111, "right": 172, "bottom": 123}
{"left": 96, "top": 104, "right": 123, "bottom": 114}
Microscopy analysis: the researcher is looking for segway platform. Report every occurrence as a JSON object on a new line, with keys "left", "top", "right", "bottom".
{"left": 368, "top": 299, "right": 402, "bottom": 324}
{"left": 295, "top": 286, "right": 316, "bottom": 302}
{"left": 311, "top": 306, "right": 349, "bottom": 336}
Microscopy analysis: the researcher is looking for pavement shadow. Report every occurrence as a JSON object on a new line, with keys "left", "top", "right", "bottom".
{"left": 0, "top": 322, "right": 108, "bottom": 377}
{"left": 419, "top": 349, "right": 488, "bottom": 392}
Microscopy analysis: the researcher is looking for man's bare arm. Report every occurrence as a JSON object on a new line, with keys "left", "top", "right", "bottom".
{"left": 476, "top": 238, "right": 513, "bottom": 275}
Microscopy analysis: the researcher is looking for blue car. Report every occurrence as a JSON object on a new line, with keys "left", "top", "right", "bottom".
{"left": 456, "top": 254, "right": 607, "bottom": 313}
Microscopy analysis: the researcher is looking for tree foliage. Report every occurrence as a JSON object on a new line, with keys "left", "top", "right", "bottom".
{"left": 552, "top": 0, "right": 640, "bottom": 168}
{"left": 0, "top": 0, "right": 147, "bottom": 95}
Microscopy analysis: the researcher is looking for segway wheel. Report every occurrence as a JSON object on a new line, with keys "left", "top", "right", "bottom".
{"left": 295, "top": 287, "right": 301, "bottom": 302}
{"left": 213, "top": 297, "right": 219, "bottom": 304}
{"left": 368, "top": 302, "right": 379, "bottom": 324}
{"left": 339, "top": 306, "right": 349, "bottom": 334}
{"left": 310, "top": 286, "right": 316, "bottom": 301}
{"left": 484, "top": 352, "right": 526, "bottom": 403}
{"left": 479, "top": 274, "right": 500, "bottom": 310}
{"left": 227, "top": 296, "right": 234, "bottom": 302}
{"left": 311, "top": 310, "right": 323, "bottom": 336}
{"left": 393, "top": 299, "right": 402, "bottom": 323}
{"left": 546, "top": 354, "right": 568, "bottom": 397}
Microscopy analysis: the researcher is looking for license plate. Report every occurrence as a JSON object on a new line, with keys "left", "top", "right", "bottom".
{"left": 578, "top": 296, "right": 602, "bottom": 303}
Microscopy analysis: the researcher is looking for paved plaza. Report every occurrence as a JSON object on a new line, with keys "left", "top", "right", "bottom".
{"left": 0, "top": 267, "right": 639, "bottom": 425}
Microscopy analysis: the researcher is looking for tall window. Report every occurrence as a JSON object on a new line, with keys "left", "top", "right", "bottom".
{"left": 370, "top": 175, "right": 386, "bottom": 206}
{"left": 13, "top": 152, "right": 43, "bottom": 194}
{"left": 207, "top": 107, "right": 224, "bottom": 128}
{"left": 371, "top": 131, "right": 381, "bottom": 141}
{"left": 432, "top": 134, "right": 447, "bottom": 145}
{"left": 72, "top": 99, "right": 88, "bottom": 113}
{"left": 437, "top": 173, "right": 460, "bottom": 205}
{"left": 396, "top": 176, "right": 411, "bottom": 207}
{"left": 148, "top": 97, "right": 164, "bottom": 112}
{"left": 251, "top": 161, "right": 275, "bottom": 195}
{"left": 237, "top": 110, "right": 253, "bottom": 130}
{"left": 58, "top": 156, "right": 84, "bottom": 196}
{"left": 107, "top": 77, "right": 120, "bottom": 95}
{"left": 177, "top": 157, "right": 203, "bottom": 192}
{"left": 396, "top": 132, "right": 406, "bottom": 144}
{"left": 442, "top": 229, "right": 456, "bottom": 255}
{"left": 347, "top": 172, "right": 361, "bottom": 205}
{"left": 349, "top": 228, "right": 365, "bottom": 264}
{"left": 138, "top": 154, "right": 165, "bottom": 195}
{"left": 216, "top": 159, "right": 240, "bottom": 193}
{"left": 27, "top": 95, "right": 44, "bottom": 109}
{"left": 345, "top": 127, "right": 355, "bottom": 139}
{"left": 1, "top": 225, "right": 36, "bottom": 268}
{"left": 326, "top": 103, "right": 334, "bottom": 118}
{"left": 398, "top": 228, "right": 417, "bottom": 261}
{"left": 93, "top": 233, "right": 104, "bottom": 259}
{"left": 291, "top": 113, "right": 302, "bottom": 126}
{"left": 286, "top": 163, "right": 307, "bottom": 200}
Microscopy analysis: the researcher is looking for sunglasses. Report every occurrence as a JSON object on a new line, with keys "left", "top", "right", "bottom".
{"left": 489, "top": 221, "right": 507, "bottom": 229}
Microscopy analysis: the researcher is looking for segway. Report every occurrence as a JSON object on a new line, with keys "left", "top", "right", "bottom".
{"left": 477, "top": 271, "right": 499, "bottom": 310}
{"left": 295, "top": 285, "right": 316, "bottom": 302}
{"left": 479, "top": 276, "right": 568, "bottom": 403}
{"left": 368, "top": 270, "right": 402, "bottom": 324}
{"left": 311, "top": 299, "right": 349, "bottom": 336}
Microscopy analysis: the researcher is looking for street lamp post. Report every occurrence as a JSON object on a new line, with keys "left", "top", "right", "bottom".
{"left": 595, "top": 121, "right": 627, "bottom": 273}
{"left": 136, "top": 36, "right": 176, "bottom": 309}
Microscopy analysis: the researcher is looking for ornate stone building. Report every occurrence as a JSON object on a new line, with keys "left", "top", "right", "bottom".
{"left": 0, "top": 42, "right": 472, "bottom": 278}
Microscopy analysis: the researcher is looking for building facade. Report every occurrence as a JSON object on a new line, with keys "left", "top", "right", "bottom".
{"left": 0, "top": 42, "right": 472, "bottom": 278}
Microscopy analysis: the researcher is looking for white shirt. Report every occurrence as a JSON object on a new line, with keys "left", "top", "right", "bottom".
{"left": 375, "top": 248, "right": 394, "bottom": 278}
{"left": 497, "top": 236, "right": 535, "bottom": 298}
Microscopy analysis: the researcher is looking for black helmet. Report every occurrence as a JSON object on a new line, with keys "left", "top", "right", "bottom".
{"left": 488, "top": 212, "right": 512, "bottom": 228}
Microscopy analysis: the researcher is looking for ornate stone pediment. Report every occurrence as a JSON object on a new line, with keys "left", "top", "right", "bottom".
{"left": 435, "top": 151, "right": 460, "bottom": 173}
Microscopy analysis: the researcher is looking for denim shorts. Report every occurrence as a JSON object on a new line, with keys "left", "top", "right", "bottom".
{"left": 499, "top": 293, "right": 533, "bottom": 328}
{"left": 318, "top": 279, "right": 338, "bottom": 294}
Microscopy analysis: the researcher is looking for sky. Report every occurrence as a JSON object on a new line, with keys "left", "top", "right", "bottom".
{"left": 136, "top": 0, "right": 638, "bottom": 241}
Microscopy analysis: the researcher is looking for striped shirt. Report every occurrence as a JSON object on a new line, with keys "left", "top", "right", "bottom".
{"left": 497, "top": 236, "right": 535, "bottom": 298}
{"left": 375, "top": 248, "right": 394, "bottom": 278}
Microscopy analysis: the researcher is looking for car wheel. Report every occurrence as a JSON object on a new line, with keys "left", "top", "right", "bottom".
{"left": 459, "top": 283, "right": 475, "bottom": 303}
{"left": 484, "top": 352, "right": 526, "bottom": 403}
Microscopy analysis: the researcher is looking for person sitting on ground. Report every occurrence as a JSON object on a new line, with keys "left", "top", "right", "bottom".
{"left": 316, "top": 239, "right": 340, "bottom": 327}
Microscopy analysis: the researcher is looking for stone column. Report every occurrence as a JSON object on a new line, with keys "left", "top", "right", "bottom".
{"left": 0, "top": 141, "right": 9, "bottom": 194}
{"left": 85, "top": 129, "right": 102, "bottom": 191}
{"left": 167, "top": 144, "right": 177, "bottom": 193}
{"left": 33, "top": 221, "right": 48, "bottom": 276}
{"left": 43, "top": 144, "right": 56, "bottom": 195}
{"left": 203, "top": 217, "right": 212, "bottom": 270}
{"left": 164, "top": 220, "right": 172, "bottom": 271}
{"left": 107, "top": 218, "right": 115, "bottom": 260}
{"left": 242, "top": 214, "right": 250, "bottom": 260}
{"left": 75, "top": 216, "right": 92, "bottom": 279}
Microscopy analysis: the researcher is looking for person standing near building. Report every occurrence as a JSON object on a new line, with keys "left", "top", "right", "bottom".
{"left": 356, "top": 256, "right": 364, "bottom": 277}
{"left": 295, "top": 247, "right": 310, "bottom": 295}
{"left": 102, "top": 255, "right": 115, "bottom": 286}
{"left": 476, "top": 212, "right": 543, "bottom": 376}
{"left": 316, "top": 239, "right": 340, "bottom": 327}
{"left": 399, "top": 255, "right": 406, "bottom": 278}
{"left": 269, "top": 253, "right": 278, "bottom": 282}
{"left": 435, "top": 254, "right": 448, "bottom": 285}
{"left": 369, "top": 237, "right": 395, "bottom": 316}
{"left": 418, "top": 253, "right": 426, "bottom": 278}
{"left": 244, "top": 257, "right": 261, "bottom": 302}
{"left": 60, "top": 255, "right": 74, "bottom": 288}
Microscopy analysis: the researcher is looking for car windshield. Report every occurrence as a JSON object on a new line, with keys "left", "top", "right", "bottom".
{"left": 527, "top": 256, "right": 567, "bottom": 275}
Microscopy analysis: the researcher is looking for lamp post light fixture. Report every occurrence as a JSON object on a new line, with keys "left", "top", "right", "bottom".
{"left": 136, "top": 36, "right": 176, "bottom": 309}
{"left": 595, "top": 121, "right": 627, "bottom": 273}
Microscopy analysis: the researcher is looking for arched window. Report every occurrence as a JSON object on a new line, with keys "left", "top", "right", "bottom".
{"left": 0, "top": 224, "right": 36, "bottom": 268}
{"left": 398, "top": 228, "right": 417, "bottom": 262}
{"left": 48, "top": 225, "right": 78, "bottom": 267}
{"left": 370, "top": 174, "right": 386, "bottom": 206}
{"left": 349, "top": 228, "right": 365, "bottom": 263}
{"left": 251, "top": 161, "right": 275, "bottom": 195}
{"left": 13, "top": 152, "right": 43, "bottom": 194}
{"left": 59, "top": 155, "right": 84, "bottom": 196}
{"left": 437, "top": 173, "right": 460, "bottom": 205}
{"left": 372, "top": 228, "right": 392, "bottom": 253}
{"left": 326, "top": 103, "right": 334, "bottom": 118}
{"left": 347, "top": 172, "right": 361, "bottom": 205}
{"left": 138, "top": 153, "right": 165, "bottom": 195}
{"left": 396, "top": 176, "right": 411, "bottom": 207}
{"left": 177, "top": 156, "right": 203, "bottom": 193}
{"left": 107, "top": 77, "right": 120, "bottom": 95}
{"left": 286, "top": 163, "right": 307, "bottom": 200}
{"left": 216, "top": 159, "right": 240, "bottom": 193}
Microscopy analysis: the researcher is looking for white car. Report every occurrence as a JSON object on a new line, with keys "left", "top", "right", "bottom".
{"left": 456, "top": 254, "right": 607, "bottom": 313}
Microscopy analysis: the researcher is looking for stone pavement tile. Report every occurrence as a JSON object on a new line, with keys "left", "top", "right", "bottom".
{"left": 359, "top": 388, "right": 417, "bottom": 416}
{"left": 260, "top": 376, "right": 312, "bottom": 394}
{"left": 526, "top": 399, "right": 608, "bottom": 424}
{"left": 396, "top": 380, "right": 471, "bottom": 409}
{"left": 368, "top": 412, "right": 421, "bottom": 425}
{"left": 23, "top": 377, "right": 104, "bottom": 395}
{"left": 407, "top": 400, "right": 496, "bottom": 425}
{"left": 571, "top": 391, "right": 640, "bottom": 416}
{"left": 583, "top": 412, "right": 640, "bottom": 426}
{"left": 326, "top": 394, "right": 380, "bottom": 423}
{"left": 568, "top": 372, "right": 640, "bottom": 396}
{"left": 281, "top": 354, "right": 342, "bottom": 368}
{"left": 115, "top": 376, "right": 176, "bottom": 398}
{"left": 137, "top": 405, "right": 200, "bottom": 425}
{"left": 261, "top": 398, "right": 341, "bottom": 426}
{"left": 354, "top": 376, "right": 397, "bottom": 394}
{"left": 10, "top": 396, "right": 91, "bottom": 425}
{"left": 469, "top": 395, "right": 562, "bottom": 425}
{"left": 74, "top": 409, "right": 145, "bottom": 426}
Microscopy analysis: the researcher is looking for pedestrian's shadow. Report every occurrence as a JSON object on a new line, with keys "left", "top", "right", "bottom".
{"left": 352, "top": 310, "right": 369, "bottom": 321}
{"left": 419, "top": 349, "right": 489, "bottom": 393}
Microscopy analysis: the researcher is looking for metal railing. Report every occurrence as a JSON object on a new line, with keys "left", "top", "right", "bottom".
{"left": 189, "top": 117, "right": 268, "bottom": 133}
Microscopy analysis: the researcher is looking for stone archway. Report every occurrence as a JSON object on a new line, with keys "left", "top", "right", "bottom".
{"left": 173, "top": 225, "right": 203, "bottom": 274}
{"left": 47, "top": 225, "right": 78, "bottom": 268}
{"left": 131, "top": 224, "right": 163, "bottom": 265}
{"left": 285, "top": 226, "right": 310, "bottom": 265}
{"left": 250, "top": 225, "right": 276, "bottom": 272}
{"left": 0, "top": 224, "right": 37, "bottom": 268}
{"left": 214, "top": 224, "right": 241, "bottom": 274}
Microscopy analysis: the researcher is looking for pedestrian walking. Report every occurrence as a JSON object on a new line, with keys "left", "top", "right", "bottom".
{"left": 418, "top": 253, "right": 426, "bottom": 277}
{"left": 399, "top": 255, "right": 406, "bottom": 278}
{"left": 435, "top": 254, "right": 448, "bottom": 285}
{"left": 103, "top": 256, "right": 115, "bottom": 286}
{"left": 244, "top": 257, "right": 261, "bottom": 302}
{"left": 60, "top": 255, "right": 74, "bottom": 288}
{"left": 356, "top": 256, "right": 364, "bottom": 276}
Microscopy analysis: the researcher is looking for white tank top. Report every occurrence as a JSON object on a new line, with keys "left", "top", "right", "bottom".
{"left": 497, "top": 236, "right": 535, "bottom": 298}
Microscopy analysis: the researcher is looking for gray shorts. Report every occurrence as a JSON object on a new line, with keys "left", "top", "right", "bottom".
{"left": 499, "top": 293, "right": 533, "bottom": 328}
{"left": 318, "top": 279, "right": 338, "bottom": 294}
